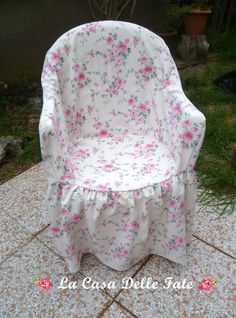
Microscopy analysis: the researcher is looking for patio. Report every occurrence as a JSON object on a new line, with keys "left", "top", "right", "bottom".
{"left": 0, "top": 162, "right": 235, "bottom": 317}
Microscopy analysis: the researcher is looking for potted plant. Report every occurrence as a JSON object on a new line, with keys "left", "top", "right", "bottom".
{"left": 184, "top": 0, "right": 212, "bottom": 35}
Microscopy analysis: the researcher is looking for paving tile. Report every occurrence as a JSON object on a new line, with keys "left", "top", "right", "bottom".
{"left": 0, "top": 238, "right": 112, "bottom": 318}
{"left": 77, "top": 253, "right": 150, "bottom": 298}
{"left": 116, "top": 237, "right": 236, "bottom": 318}
{"left": 102, "top": 301, "right": 136, "bottom": 317}
{"left": 0, "top": 162, "right": 48, "bottom": 233}
{"left": 194, "top": 201, "right": 236, "bottom": 258}
{"left": 0, "top": 212, "right": 34, "bottom": 263}
{"left": 37, "top": 227, "right": 150, "bottom": 298}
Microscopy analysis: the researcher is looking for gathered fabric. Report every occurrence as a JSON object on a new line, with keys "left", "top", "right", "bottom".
{"left": 39, "top": 21, "right": 206, "bottom": 273}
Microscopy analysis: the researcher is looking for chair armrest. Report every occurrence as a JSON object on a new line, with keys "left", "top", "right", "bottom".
{"left": 39, "top": 98, "right": 74, "bottom": 183}
{"left": 157, "top": 41, "right": 206, "bottom": 174}
{"left": 163, "top": 86, "right": 206, "bottom": 174}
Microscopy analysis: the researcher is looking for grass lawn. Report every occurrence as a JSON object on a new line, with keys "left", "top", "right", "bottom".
{"left": 180, "top": 59, "right": 236, "bottom": 214}
{"left": 0, "top": 59, "right": 235, "bottom": 214}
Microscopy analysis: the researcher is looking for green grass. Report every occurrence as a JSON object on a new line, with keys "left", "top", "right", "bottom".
{"left": 206, "top": 28, "right": 236, "bottom": 61}
{"left": 180, "top": 61, "right": 236, "bottom": 214}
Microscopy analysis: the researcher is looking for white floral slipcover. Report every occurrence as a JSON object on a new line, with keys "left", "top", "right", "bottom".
{"left": 39, "top": 21, "right": 206, "bottom": 273}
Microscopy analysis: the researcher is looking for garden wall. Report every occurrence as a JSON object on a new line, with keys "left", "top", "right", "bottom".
{"left": 0, "top": 0, "right": 158, "bottom": 83}
{"left": 0, "top": 0, "right": 90, "bottom": 83}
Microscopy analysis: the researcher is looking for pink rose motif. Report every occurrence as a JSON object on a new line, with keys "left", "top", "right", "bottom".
{"left": 106, "top": 35, "right": 113, "bottom": 44}
{"left": 93, "top": 121, "right": 102, "bottom": 129}
{"left": 130, "top": 109, "right": 136, "bottom": 117}
{"left": 77, "top": 73, "right": 86, "bottom": 82}
{"left": 65, "top": 109, "right": 72, "bottom": 116}
{"left": 36, "top": 277, "right": 53, "bottom": 290}
{"left": 116, "top": 41, "right": 128, "bottom": 52}
{"left": 63, "top": 172, "right": 73, "bottom": 181}
{"left": 175, "top": 236, "right": 184, "bottom": 246}
{"left": 174, "top": 105, "right": 181, "bottom": 115}
{"left": 67, "top": 244, "right": 75, "bottom": 256}
{"left": 180, "top": 201, "right": 185, "bottom": 209}
{"left": 125, "top": 221, "right": 139, "bottom": 230}
{"left": 183, "top": 119, "right": 190, "bottom": 127}
{"left": 70, "top": 214, "right": 81, "bottom": 222}
{"left": 109, "top": 86, "right": 117, "bottom": 95}
{"left": 163, "top": 77, "right": 172, "bottom": 87}
{"left": 138, "top": 56, "right": 148, "bottom": 64}
{"left": 138, "top": 103, "right": 148, "bottom": 112}
{"left": 96, "top": 184, "right": 108, "bottom": 192}
{"left": 145, "top": 163, "right": 155, "bottom": 171}
{"left": 115, "top": 57, "right": 122, "bottom": 64}
{"left": 123, "top": 211, "right": 131, "bottom": 217}
{"left": 61, "top": 208, "right": 68, "bottom": 215}
{"left": 50, "top": 48, "right": 61, "bottom": 66}
{"left": 128, "top": 97, "right": 135, "bottom": 105}
{"left": 141, "top": 65, "right": 153, "bottom": 75}
{"left": 76, "top": 112, "right": 82, "bottom": 120}
{"left": 161, "top": 179, "right": 173, "bottom": 192}
{"left": 99, "top": 129, "right": 108, "bottom": 137}
{"left": 108, "top": 49, "right": 117, "bottom": 58}
{"left": 114, "top": 78, "right": 122, "bottom": 87}
{"left": 103, "top": 164, "right": 113, "bottom": 170}
{"left": 88, "top": 105, "right": 93, "bottom": 114}
{"left": 83, "top": 25, "right": 96, "bottom": 32}
{"left": 171, "top": 212, "right": 178, "bottom": 220}
{"left": 183, "top": 131, "right": 194, "bottom": 142}
{"left": 51, "top": 227, "right": 60, "bottom": 233}
{"left": 198, "top": 278, "right": 217, "bottom": 291}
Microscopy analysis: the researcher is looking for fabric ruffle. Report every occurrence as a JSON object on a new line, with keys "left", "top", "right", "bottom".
{"left": 43, "top": 169, "right": 197, "bottom": 273}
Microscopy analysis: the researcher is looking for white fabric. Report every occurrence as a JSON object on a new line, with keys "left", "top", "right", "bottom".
{"left": 39, "top": 21, "right": 206, "bottom": 273}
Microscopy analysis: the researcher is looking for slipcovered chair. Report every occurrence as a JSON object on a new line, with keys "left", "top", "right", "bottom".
{"left": 39, "top": 21, "right": 206, "bottom": 273}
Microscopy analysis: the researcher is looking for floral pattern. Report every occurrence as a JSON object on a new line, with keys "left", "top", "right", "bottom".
{"left": 39, "top": 21, "right": 206, "bottom": 273}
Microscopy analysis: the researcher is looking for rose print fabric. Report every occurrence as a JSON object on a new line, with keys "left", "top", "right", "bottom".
{"left": 39, "top": 21, "right": 206, "bottom": 273}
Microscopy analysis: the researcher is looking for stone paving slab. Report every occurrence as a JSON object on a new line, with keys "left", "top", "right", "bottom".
{"left": 102, "top": 301, "right": 136, "bottom": 317}
{"left": 116, "top": 237, "right": 236, "bottom": 318}
{"left": 0, "top": 162, "right": 47, "bottom": 234}
{"left": 193, "top": 203, "right": 236, "bottom": 258}
{"left": 0, "top": 211, "right": 34, "bottom": 263}
{"left": 0, "top": 238, "right": 113, "bottom": 318}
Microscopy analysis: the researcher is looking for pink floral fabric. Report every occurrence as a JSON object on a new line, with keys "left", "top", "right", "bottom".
{"left": 39, "top": 21, "right": 206, "bottom": 273}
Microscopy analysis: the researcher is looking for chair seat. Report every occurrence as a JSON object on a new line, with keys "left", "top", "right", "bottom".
{"left": 69, "top": 134, "right": 175, "bottom": 191}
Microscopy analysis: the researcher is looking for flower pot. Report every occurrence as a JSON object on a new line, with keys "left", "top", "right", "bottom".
{"left": 184, "top": 9, "right": 211, "bottom": 36}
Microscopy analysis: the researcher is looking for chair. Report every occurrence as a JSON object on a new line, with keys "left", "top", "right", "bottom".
{"left": 39, "top": 21, "right": 206, "bottom": 273}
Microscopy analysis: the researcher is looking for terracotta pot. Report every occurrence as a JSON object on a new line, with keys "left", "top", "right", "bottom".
{"left": 184, "top": 9, "right": 211, "bottom": 36}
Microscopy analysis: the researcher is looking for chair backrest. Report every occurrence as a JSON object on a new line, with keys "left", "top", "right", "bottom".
{"left": 41, "top": 20, "right": 176, "bottom": 140}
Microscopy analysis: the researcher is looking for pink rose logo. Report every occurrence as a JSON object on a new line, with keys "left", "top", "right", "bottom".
{"left": 198, "top": 278, "right": 217, "bottom": 291}
{"left": 35, "top": 277, "right": 53, "bottom": 290}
